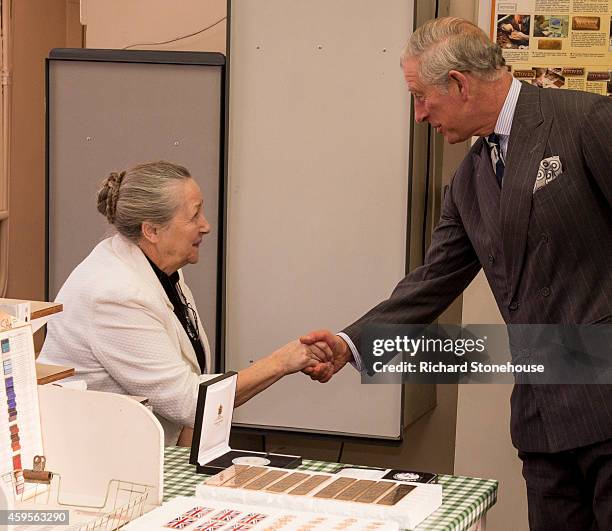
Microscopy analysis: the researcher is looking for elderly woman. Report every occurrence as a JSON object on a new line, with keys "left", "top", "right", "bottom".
{"left": 39, "top": 161, "right": 330, "bottom": 445}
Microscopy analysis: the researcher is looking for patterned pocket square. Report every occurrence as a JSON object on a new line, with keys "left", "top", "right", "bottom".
{"left": 533, "top": 156, "right": 563, "bottom": 193}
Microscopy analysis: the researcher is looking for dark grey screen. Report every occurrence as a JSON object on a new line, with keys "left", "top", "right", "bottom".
{"left": 47, "top": 54, "right": 224, "bottom": 366}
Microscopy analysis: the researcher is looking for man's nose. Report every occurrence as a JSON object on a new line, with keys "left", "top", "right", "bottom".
{"left": 200, "top": 215, "right": 211, "bottom": 234}
{"left": 414, "top": 101, "right": 428, "bottom": 123}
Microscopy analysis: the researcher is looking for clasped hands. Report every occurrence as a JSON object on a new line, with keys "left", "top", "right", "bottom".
{"left": 298, "top": 330, "right": 353, "bottom": 383}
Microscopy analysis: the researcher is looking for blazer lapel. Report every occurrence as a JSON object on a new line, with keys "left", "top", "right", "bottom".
{"left": 500, "top": 84, "right": 553, "bottom": 305}
{"left": 178, "top": 271, "right": 212, "bottom": 372}
{"left": 472, "top": 139, "right": 502, "bottom": 242}
{"left": 112, "top": 234, "right": 174, "bottom": 309}
{"left": 111, "top": 234, "right": 202, "bottom": 373}
{"left": 173, "top": 317, "right": 203, "bottom": 374}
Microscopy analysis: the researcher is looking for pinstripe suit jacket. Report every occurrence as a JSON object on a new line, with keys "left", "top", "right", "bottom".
{"left": 343, "top": 83, "right": 612, "bottom": 452}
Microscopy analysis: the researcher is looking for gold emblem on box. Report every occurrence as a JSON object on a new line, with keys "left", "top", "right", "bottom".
{"left": 214, "top": 404, "right": 224, "bottom": 425}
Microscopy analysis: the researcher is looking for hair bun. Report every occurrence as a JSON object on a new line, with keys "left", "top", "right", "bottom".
{"left": 96, "top": 170, "right": 126, "bottom": 224}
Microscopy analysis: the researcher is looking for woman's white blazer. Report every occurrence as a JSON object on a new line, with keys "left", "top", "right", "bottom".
{"left": 38, "top": 234, "right": 217, "bottom": 444}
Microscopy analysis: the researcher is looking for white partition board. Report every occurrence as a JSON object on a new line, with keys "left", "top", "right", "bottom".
{"left": 47, "top": 52, "right": 224, "bottom": 364}
{"left": 226, "top": 1, "right": 413, "bottom": 438}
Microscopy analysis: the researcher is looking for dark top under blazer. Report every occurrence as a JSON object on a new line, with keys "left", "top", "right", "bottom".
{"left": 343, "top": 82, "right": 612, "bottom": 453}
{"left": 146, "top": 256, "right": 207, "bottom": 373}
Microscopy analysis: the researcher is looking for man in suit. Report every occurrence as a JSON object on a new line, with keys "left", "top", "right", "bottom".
{"left": 301, "top": 17, "right": 612, "bottom": 529}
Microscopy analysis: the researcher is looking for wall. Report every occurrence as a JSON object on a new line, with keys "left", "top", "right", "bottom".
{"left": 81, "top": 0, "right": 226, "bottom": 52}
{"left": 7, "top": 0, "right": 82, "bottom": 348}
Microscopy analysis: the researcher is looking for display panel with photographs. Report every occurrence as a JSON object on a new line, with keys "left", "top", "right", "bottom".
{"left": 490, "top": 0, "right": 612, "bottom": 96}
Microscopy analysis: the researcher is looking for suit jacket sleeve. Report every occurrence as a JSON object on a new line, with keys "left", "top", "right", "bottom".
{"left": 581, "top": 95, "right": 612, "bottom": 208}
{"left": 342, "top": 174, "right": 482, "bottom": 351}
{"left": 90, "top": 289, "right": 216, "bottom": 428}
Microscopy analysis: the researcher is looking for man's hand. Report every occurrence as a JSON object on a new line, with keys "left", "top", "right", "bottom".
{"left": 300, "top": 329, "right": 352, "bottom": 383}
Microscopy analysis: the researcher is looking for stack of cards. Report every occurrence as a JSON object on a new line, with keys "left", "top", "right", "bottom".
{"left": 124, "top": 496, "right": 399, "bottom": 530}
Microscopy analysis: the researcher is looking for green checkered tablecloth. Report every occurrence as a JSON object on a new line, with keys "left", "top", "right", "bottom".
{"left": 164, "top": 447, "right": 497, "bottom": 531}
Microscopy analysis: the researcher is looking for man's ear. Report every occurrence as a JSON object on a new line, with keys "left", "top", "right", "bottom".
{"left": 448, "top": 70, "right": 470, "bottom": 101}
{"left": 141, "top": 221, "right": 160, "bottom": 244}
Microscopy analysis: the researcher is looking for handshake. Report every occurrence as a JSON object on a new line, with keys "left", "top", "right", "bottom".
{"left": 274, "top": 330, "right": 354, "bottom": 383}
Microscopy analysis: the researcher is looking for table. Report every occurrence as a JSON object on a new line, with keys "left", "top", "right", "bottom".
{"left": 164, "top": 447, "right": 497, "bottom": 531}
{"left": 30, "top": 300, "right": 63, "bottom": 320}
{"left": 0, "top": 298, "right": 73, "bottom": 385}
{"left": 35, "top": 362, "right": 75, "bottom": 384}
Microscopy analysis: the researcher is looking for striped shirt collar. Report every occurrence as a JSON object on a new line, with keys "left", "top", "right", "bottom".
{"left": 494, "top": 76, "right": 522, "bottom": 137}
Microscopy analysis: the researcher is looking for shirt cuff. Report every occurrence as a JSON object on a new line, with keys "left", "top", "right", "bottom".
{"left": 336, "top": 332, "right": 364, "bottom": 373}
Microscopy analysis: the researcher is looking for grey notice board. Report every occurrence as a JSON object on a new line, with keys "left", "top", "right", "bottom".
{"left": 225, "top": 0, "right": 413, "bottom": 439}
{"left": 46, "top": 49, "right": 226, "bottom": 368}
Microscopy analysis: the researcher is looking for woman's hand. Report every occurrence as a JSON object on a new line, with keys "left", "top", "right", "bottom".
{"left": 234, "top": 339, "right": 334, "bottom": 407}
{"left": 271, "top": 339, "right": 333, "bottom": 376}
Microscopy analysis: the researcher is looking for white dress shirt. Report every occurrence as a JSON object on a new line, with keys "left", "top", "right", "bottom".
{"left": 492, "top": 76, "right": 522, "bottom": 161}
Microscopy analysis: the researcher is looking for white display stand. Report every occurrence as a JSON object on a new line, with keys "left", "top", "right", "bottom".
{"left": 0, "top": 322, "right": 165, "bottom": 529}
{"left": 37, "top": 385, "right": 164, "bottom": 507}
{"left": 0, "top": 386, "right": 164, "bottom": 529}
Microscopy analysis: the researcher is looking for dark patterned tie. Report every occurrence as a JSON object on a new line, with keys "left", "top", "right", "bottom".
{"left": 485, "top": 133, "right": 504, "bottom": 187}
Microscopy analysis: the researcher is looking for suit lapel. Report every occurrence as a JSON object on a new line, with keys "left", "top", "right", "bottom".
{"left": 500, "top": 83, "right": 553, "bottom": 305}
{"left": 472, "top": 139, "right": 502, "bottom": 242}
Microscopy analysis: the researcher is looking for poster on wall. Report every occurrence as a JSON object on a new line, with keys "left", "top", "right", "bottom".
{"left": 491, "top": 1, "right": 612, "bottom": 96}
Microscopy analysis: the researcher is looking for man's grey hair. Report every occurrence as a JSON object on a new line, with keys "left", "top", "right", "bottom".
{"left": 401, "top": 17, "right": 506, "bottom": 89}
{"left": 96, "top": 160, "right": 191, "bottom": 243}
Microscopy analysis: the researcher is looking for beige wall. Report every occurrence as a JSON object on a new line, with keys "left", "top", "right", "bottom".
{"left": 81, "top": 0, "right": 226, "bottom": 52}
{"left": 7, "top": 0, "right": 82, "bottom": 348}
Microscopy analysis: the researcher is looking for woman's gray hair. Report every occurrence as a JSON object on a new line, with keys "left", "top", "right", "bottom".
{"left": 402, "top": 17, "right": 506, "bottom": 89}
{"left": 96, "top": 160, "right": 191, "bottom": 242}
